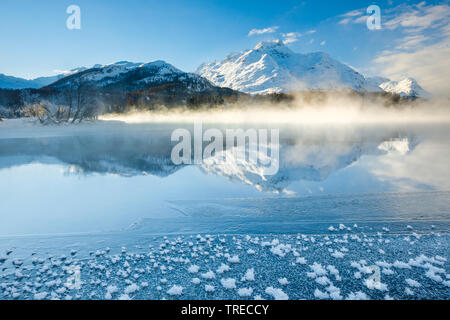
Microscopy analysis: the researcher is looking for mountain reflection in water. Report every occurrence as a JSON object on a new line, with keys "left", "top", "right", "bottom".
{"left": 0, "top": 121, "right": 449, "bottom": 235}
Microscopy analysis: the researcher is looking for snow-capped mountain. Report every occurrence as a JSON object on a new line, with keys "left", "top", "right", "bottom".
{"left": 47, "top": 60, "right": 216, "bottom": 93}
{"left": 197, "top": 40, "right": 430, "bottom": 98}
{"left": 32, "top": 67, "right": 88, "bottom": 88}
{"left": 0, "top": 60, "right": 240, "bottom": 112}
{"left": 379, "top": 78, "right": 431, "bottom": 99}
{"left": 1, "top": 42, "right": 430, "bottom": 99}
{"left": 0, "top": 67, "right": 87, "bottom": 89}
{"left": 0, "top": 59, "right": 223, "bottom": 96}
{"left": 197, "top": 40, "right": 367, "bottom": 94}
{"left": 364, "top": 76, "right": 430, "bottom": 98}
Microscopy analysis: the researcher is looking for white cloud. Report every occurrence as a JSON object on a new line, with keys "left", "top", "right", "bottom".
{"left": 248, "top": 26, "right": 279, "bottom": 36}
{"left": 283, "top": 37, "right": 299, "bottom": 44}
{"left": 384, "top": 4, "right": 450, "bottom": 30}
{"left": 341, "top": 9, "right": 364, "bottom": 17}
{"left": 395, "top": 34, "right": 429, "bottom": 49}
{"left": 338, "top": 3, "right": 450, "bottom": 29}
{"left": 370, "top": 139, "right": 450, "bottom": 192}
{"left": 338, "top": 18, "right": 352, "bottom": 25}
{"left": 282, "top": 32, "right": 302, "bottom": 44}
{"left": 372, "top": 3, "right": 450, "bottom": 97}
{"left": 353, "top": 15, "right": 368, "bottom": 24}
{"left": 282, "top": 32, "right": 301, "bottom": 38}
{"left": 374, "top": 39, "right": 450, "bottom": 97}
{"left": 320, "top": 41, "right": 326, "bottom": 46}
{"left": 338, "top": 9, "right": 364, "bottom": 24}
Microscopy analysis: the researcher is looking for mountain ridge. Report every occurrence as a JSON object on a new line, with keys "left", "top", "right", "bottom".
{"left": 197, "top": 40, "right": 430, "bottom": 98}
{"left": 0, "top": 42, "right": 430, "bottom": 98}
{"left": 45, "top": 60, "right": 215, "bottom": 94}
{"left": 0, "top": 67, "right": 87, "bottom": 90}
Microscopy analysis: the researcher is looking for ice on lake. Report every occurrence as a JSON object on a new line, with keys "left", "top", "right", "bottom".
{"left": 0, "top": 120, "right": 449, "bottom": 299}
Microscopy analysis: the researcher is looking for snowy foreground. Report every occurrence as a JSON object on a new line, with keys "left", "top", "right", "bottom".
{"left": 0, "top": 224, "right": 448, "bottom": 300}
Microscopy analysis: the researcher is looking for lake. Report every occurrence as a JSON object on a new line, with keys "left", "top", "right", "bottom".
{"left": 0, "top": 118, "right": 449, "bottom": 300}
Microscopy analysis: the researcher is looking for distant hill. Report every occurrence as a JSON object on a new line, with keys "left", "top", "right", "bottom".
{"left": 0, "top": 60, "right": 242, "bottom": 118}
{"left": 0, "top": 67, "right": 87, "bottom": 89}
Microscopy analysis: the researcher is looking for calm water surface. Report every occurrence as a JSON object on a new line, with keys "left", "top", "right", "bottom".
{"left": 0, "top": 121, "right": 449, "bottom": 236}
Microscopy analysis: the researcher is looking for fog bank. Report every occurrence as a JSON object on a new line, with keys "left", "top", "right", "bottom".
{"left": 100, "top": 93, "right": 450, "bottom": 125}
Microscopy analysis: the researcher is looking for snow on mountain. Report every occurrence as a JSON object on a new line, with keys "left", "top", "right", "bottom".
{"left": 362, "top": 76, "right": 390, "bottom": 92}
{"left": 197, "top": 40, "right": 430, "bottom": 98}
{"left": 47, "top": 60, "right": 215, "bottom": 93}
{"left": 0, "top": 67, "right": 87, "bottom": 89}
{"left": 197, "top": 40, "right": 368, "bottom": 94}
{"left": 31, "top": 67, "right": 88, "bottom": 88}
{"left": 378, "top": 77, "right": 431, "bottom": 99}
{"left": 1, "top": 42, "right": 430, "bottom": 99}
{"left": 364, "top": 76, "right": 430, "bottom": 98}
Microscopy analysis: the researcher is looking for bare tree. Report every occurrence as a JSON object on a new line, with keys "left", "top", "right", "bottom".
{"left": 31, "top": 79, "right": 100, "bottom": 125}
{"left": 69, "top": 79, "right": 95, "bottom": 123}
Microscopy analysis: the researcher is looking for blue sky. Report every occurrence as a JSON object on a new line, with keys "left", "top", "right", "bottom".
{"left": 0, "top": 0, "right": 448, "bottom": 95}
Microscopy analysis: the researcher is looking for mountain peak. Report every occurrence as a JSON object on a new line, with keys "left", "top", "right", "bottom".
{"left": 197, "top": 42, "right": 366, "bottom": 94}
{"left": 46, "top": 59, "right": 218, "bottom": 94}
{"left": 399, "top": 77, "right": 418, "bottom": 85}
{"left": 379, "top": 77, "right": 430, "bottom": 98}
{"left": 103, "top": 61, "right": 143, "bottom": 69}
{"left": 197, "top": 44, "right": 430, "bottom": 98}
{"left": 254, "top": 39, "right": 284, "bottom": 50}
{"left": 253, "top": 40, "right": 293, "bottom": 55}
